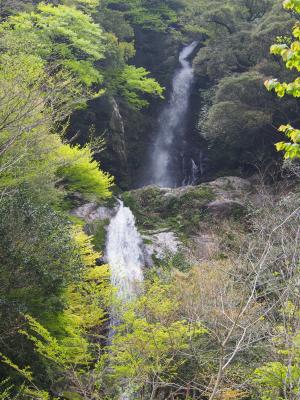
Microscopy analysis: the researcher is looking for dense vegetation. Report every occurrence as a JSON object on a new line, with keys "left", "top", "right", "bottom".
{"left": 65, "top": 0, "right": 300, "bottom": 186}
{"left": 182, "top": 0, "right": 298, "bottom": 174}
{"left": 0, "top": 0, "right": 299, "bottom": 399}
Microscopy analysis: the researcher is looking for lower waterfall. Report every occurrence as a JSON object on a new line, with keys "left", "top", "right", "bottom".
{"left": 105, "top": 200, "right": 145, "bottom": 399}
{"left": 105, "top": 200, "right": 144, "bottom": 300}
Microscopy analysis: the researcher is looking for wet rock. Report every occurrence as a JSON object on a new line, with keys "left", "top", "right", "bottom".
{"left": 96, "top": 256, "right": 106, "bottom": 266}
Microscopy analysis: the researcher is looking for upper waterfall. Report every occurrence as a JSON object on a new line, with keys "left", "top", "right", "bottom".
{"left": 146, "top": 41, "right": 198, "bottom": 188}
{"left": 105, "top": 200, "right": 145, "bottom": 300}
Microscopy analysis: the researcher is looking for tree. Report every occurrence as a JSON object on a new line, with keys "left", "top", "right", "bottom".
{"left": 265, "top": 0, "right": 300, "bottom": 159}
{"left": 254, "top": 333, "right": 300, "bottom": 400}
{"left": 188, "top": 0, "right": 297, "bottom": 173}
{"left": 0, "top": 52, "right": 113, "bottom": 201}
{"left": 110, "top": 279, "right": 205, "bottom": 398}
{"left": 0, "top": 228, "right": 112, "bottom": 399}
{"left": 0, "top": 3, "right": 105, "bottom": 89}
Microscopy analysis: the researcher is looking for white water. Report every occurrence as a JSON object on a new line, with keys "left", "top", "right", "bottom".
{"left": 105, "top": 200, "right": 144, "bottom": 300}
{"left": 149, "top": 41, "right": 198, "bottom": 187}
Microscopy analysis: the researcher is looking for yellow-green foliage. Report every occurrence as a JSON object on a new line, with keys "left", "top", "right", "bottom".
{"left": 265, "top": 0, "right": 300, "bottom": 159}
{"left": 51, "top": 227, "right": 111, "bottom": 360}
{"left": 104, "top": 0, "right": 179, "bottom": 32}
{"left": 0, "top": 50, "right": 113, "bottom": 200}
{"left": 63, "top": 0, "right": 100, "bottom": 13}
{"left": 283, "top": 0, "right": 300, "bottom": 13}
{"left": 0, "top": 53, "right": 56, "bottom": 191}
{"left": 57, "top": 145, "right": 113, "bottom": 199}
{"left": 0, "top": 3, "right": 105, "bottom": 88}
{"left": 117, "top": 65, "right": 164, "bottom": 109}
{"left": 64, "top": 227, "right": 111, "bottom": 332}
{"left": 110, "top": 279, "right": 206, "bottom": 389}
{"left": 254, "top": 332, "right": 300, "bottom": 399}
{"left": 1, "top": 227, "right": 112, "bottom": 398}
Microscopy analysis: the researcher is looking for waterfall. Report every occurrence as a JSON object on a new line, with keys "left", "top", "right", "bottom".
{"left": 148, "top": 41, "right": 198, "bottom": 188}
{"left": 105, "top": 200, "right": 144, "bottom": 300}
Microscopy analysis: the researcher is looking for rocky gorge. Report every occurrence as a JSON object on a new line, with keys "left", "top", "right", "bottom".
{"left": 71, "top": 176, "right": 254, "bottom": 271}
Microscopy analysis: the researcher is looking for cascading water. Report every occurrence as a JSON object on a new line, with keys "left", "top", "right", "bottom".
{"left": 147, "top": 41, "right": 198, "bottom": 188}
{"left": 104, "top": 44, "right": 199, "bottom": 399}
{"left": 105, "top": 201, "right": 145, "bottom": 399}
{"left": 105, "top": 200, "right": 144, "bottom": 300}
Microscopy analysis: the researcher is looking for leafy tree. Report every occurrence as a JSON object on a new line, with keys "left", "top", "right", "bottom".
{"left": 0, "top": 194, "right": 81, "bottom": 322}
{"left": 0, "top": 225, "right": 112, "bottom": 399}
{"left": 110, "top": 279, "right": 205, "bottom": 398}
{"left": 56, "top": 145, "right": 114, "bottom": 199}
{"left": 0, "top": 55, "right": 113, "bottom": 202}
{"left": 115, "top": 65, "right": 164, "bottom": 109}
{"left": 265, "top": 0, "right": 300, "bottom": 159}
{"left": 102, "top": 0, "right": 182, "bottom": 32}
{"left": 0, "top": 3, "right": 105, "bottom": 89}
{"left": 201, "top": 71, "right": 274, "bottom": 167}
{"left": 188, "top": 0, "right": 298, "bottom": 172}
{"left": 254, "top": 307, "right": 300, "bottom": 400}
{"left": 0, "top": 14, "right": 113, "bottom": 391}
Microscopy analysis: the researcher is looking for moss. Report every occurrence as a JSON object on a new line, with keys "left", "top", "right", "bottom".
{"left": 90, "top": 219, "right": 110, "bottom": 252}
{"left": 143, "top": 238, "right": 154, "bottom": 245}
{"left": 138, "top": 186, "right": 166, "bottom": 211}
{"left": 123, "top": 188, "right": 169, "bottom": 230}
{"left": 68, "top": 215, "right": 86, "bottom": 226}
{"left": 123, "top": 184, "right": 216, "bottom": 237}
{"left": 122, "top": 191, "right": 139, "bottom": 212}
{"left": 162, "top": 186, "right": 215, "bottom": 235}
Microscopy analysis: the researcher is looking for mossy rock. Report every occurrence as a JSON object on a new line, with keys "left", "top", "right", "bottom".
{"left": 90, "top": 219, "right": 110, "bottom": 252}
{"left": 122, "top": 184, "right": 216, "bottom": 235}
{"left": 122, "top": 177, "right": 251, "bottom": 237}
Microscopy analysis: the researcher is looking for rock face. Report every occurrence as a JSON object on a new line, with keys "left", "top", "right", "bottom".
{"left": 123, "top": 176, "right": 251, "bottom": 231}
{"left": 71, "top": 203, "right": 116, "bottom": 223}
{"left": 108, "top": 97, "right": 128, "bottom": 176}
{"left": 143, "top": 231, "right": 182, "bottom": 260}
{"left": 68, "top": 95, "right": 130, "bottom": 188}
{"left": 207, "top": 176, "right": 252, "bottom": 217}
{"left": 122, "top": 176, "right": 252, "bottom": 262}
{"left": 207, "top": 199, "right": 244, "bottom": 217}
{"left": 71, "top": 176, "right": 252, "bottom": 264}
{"left": 208, "top": 176, "right": 252, "bottom": 200}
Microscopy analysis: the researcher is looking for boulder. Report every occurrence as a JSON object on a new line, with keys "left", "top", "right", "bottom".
{"left": 207, "top": 199, "right": 245, "bottom": 218}
{"left": 122, "top": 176, "right": 252, "bottom": 234}
{"left": 208, "top": 176, "right": 252, "bottom": 201}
